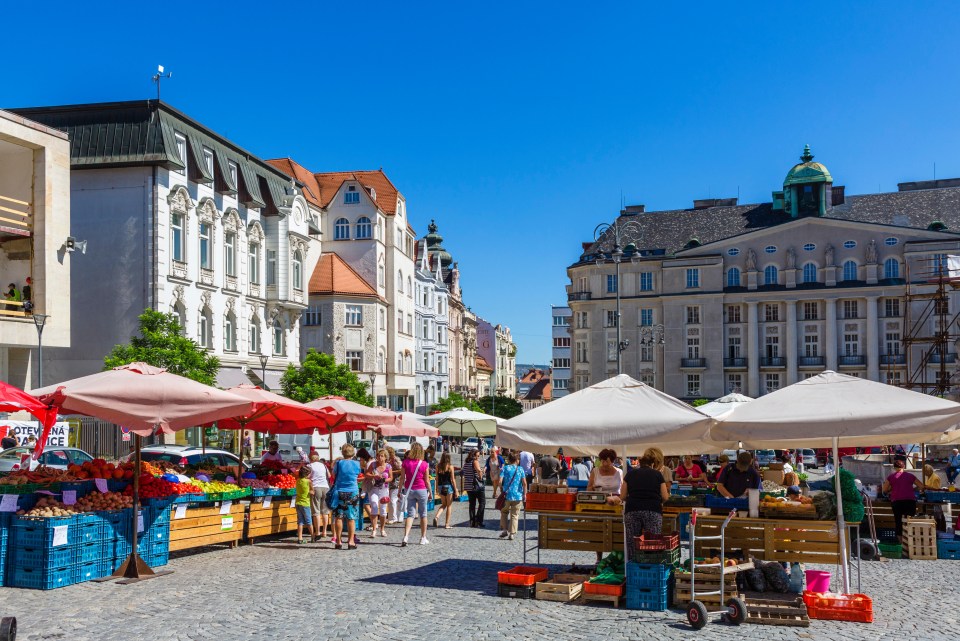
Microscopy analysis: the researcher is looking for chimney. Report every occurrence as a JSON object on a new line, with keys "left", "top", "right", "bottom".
{"left": 693, "top": 197, "right": 738, "bottom": 210}
{"left": 831, "top": 185, "right": 845, "bottom": 206}
{"left": 621, "top": 204, "right": 645, "bottom": 215}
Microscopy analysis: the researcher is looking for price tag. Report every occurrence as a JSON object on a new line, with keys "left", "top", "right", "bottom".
{"left": 174, "top": 504, "right": 187, "bottom": 520}
{"left": 62, "top": 490, "right": 77, "bottom": 505}
{"left": 0, "top": 495, "right": 18, "bottom": 512}
{"left": 52, "top": 525, "right": 68, "bottom": 547}
{"left": 95, "top": 478, "right": 109, "bottom": 493}
{"left": 221, "top": 516, "right": 234, "bottom": 530}
{"left": 220, "top": 500, "right": 233, "bottom": 515}
{"left": 225, "top": 476, "right": 235, "bottom": 484}
{"left": 289, "top": 497, "right": 296, "bottom": 508}
{"left": 137, "top": 512, "right": 144, "bottom": 533}
{"left": 282, "top": 469, "right": 288, "bottom": 475}
{"left": 263, "top": 496, "right": 272, "bottom": 509}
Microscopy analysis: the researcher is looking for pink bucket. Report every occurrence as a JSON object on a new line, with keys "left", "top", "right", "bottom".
{"left": 805, "top": 570, "right": 831, "bottom": 593}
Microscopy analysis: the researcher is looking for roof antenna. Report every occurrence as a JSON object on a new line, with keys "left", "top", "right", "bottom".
{"left": 152, "top": 65, "right": 172, "bottom": 101}
{"left": 934, "top": 162, "right": 937, "bottom": 181}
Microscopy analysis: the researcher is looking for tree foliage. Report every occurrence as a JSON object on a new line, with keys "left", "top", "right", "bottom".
{"left": 477, "top": 395, "right": 523, "bottom": 419}
{"left": 429, "top": 391, "right": 480, "bottom": 414}
{"left": 691, "top": 398, "right": 710, "bottom": 408}
{"left": 104, "top": 309, "right": 220, "bottom": 385}
{"left": 281, "top": 349, "right": 373, "bottom": 406}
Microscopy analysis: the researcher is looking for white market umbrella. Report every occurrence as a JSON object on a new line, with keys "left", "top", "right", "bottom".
{"left": 713, "top": 370, "right": 960, "bottom": 594}
{"left": 697, "top": 392, "right": 754, "bottom": 418}
{"left": 497, "top": 374, "right": 725, "bottom": 457}
{"left": 431, "top": 407, "right": 499, "bottom": 468}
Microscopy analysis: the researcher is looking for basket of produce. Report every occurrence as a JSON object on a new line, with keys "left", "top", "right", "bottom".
{"left": 634, "top": 532, "right": 679, "bottom": 551}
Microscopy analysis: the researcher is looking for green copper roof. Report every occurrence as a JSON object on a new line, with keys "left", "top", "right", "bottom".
{"left": 784, "top": 144, "right": 832, "bottom": 186}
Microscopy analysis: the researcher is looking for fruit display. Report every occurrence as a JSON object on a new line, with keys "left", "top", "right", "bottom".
{"left": 74, "top": 491, "right": 133, "bottom": 512}
{"left": 187, "top": 479, "right": 243, "bottom": 494}
{"left": 262, "top": 474, "right": 296, "bottom": 489}
{"left": 122, "top": 475, "right": 203, "bottom": 499}
{"left": 239, "top": 478, "right": 270, "bottom": 489}
{"left": 67, "top": 459, "right": 132, "bottom": 481}
{"left": 17, "top": 497, "right": 78, "bottom": 517}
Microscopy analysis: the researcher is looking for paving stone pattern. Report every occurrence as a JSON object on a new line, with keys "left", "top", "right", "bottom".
{"left": 0, "top": 488, "right": 957, "bottom": 641}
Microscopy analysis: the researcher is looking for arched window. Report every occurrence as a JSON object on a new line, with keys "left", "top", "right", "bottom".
{"left": 334, "top": 218, "right": 350, "bottom": 240}
{"left": 356, "top": 217, "right": 372, "bottom": 239}
{"left": 407, "top": 276, "right": 412, "bottom": 296}
{"left": 273, "top": 319, "right": 284, "bottom": 355}
{"left": 726, "top": 267, "right": 741, "bottom": 288}
{"left": 884, "top": 258, "right": 900, "bottom": 280}
{"left": 249, "top": 317, "right": 261, "bottom": 354}
{"left": 802, "top": 262, "right": 817, "bottom": 284}
{"left": 843, "top": 260, "right": 858, "bottom": 282}
{"left": 377, "top": 350, "right": 385, "bottom": 372}
{"left": 224, "top": 313, "right": 237, "bottom": 352}
{"left": 405, "top": 353, "right": 413, "bottom": 374}
{"left": 172, "top": 302, "right": 187, "bottom": 336}
{"left": 397, "top": 271, "right": 404, "bottom": 293}
{"left": 764, "top": 265, "right": 778, "bottom": 286}
{"left": 292, "top": 251, "right": 303, "bottom": 291}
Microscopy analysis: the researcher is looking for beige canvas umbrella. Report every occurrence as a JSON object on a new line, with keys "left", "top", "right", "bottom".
{"left": 32, "top": 363, "right": 254, "bottom": 583}
{"left": 430, "top": 407, "right": 499, "bottom": 468}
{"left": 305, "top": 396, "right": 399, "bottom": 459}
{"left": 376, "top": 412, "right": 439, "bottom": 438}
{"left": 696, "top": 392, "right": 754, "bottom": 418}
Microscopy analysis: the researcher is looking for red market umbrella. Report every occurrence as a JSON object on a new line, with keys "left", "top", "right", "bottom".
{"left": 31, "top": 363, "right": 254, "bottom": 583}
{"left": 305, "top": 396, "right": 399, "bottom": 458}
{"left": 0, "top": 380, "right": 58, "bottom": 458}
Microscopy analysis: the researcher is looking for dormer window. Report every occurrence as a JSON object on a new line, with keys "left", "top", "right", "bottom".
{"left": 345, "top": 185, "right": 360, "bottom": 204}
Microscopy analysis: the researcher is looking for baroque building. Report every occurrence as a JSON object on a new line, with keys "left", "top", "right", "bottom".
{"left": 414, "top": 222, "right": 449, "bottom": 413}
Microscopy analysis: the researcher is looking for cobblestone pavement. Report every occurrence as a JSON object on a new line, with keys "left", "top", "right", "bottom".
{"left": 0, "top": 490, "right": 957, "bottom": 641}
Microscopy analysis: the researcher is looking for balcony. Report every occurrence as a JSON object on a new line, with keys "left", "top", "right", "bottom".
{"left": 929, "top": 353, "right": 958, "bottom": 364}
{"left": 723, "top": 357, "right": 747, "bottom": 369}
{"left": 568, "top": 291, "right": 592, "bottom": 301}
{"left": 759, "top": 357, "right": 786, "bottom": 368}
{"left": 680, "top": 358, "right": 707, "bottom": 368}
{"left": 880, "top": 354, "right": 906, "bottom": 365}
{"left": 798, "top": 356, "right": 825, "bottom": 367}
{"left": 838, "top": 355, "right": 866, "bottom": 366}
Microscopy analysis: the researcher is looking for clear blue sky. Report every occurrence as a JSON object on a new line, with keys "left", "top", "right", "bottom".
{"left": 4, "top": 2, "right": 960, "bottom": 363}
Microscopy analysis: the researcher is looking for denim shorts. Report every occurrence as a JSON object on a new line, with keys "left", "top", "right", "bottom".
{"left": 404, "top": 488, "right": 429, "bottom": 519}
{"left": 296, "top": 505, "right": 312, "bottom": 526}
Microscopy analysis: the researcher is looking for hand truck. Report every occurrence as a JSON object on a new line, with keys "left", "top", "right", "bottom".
{"left": 685, "top": 509, "right": 747, "bottom": 630}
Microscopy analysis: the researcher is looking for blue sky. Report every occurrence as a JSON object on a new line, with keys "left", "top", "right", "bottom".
{"left": 4, "top": 2, "right": 960, "bottom": 363}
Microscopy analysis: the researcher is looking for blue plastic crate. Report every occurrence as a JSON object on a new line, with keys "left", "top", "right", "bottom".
{"left": 266, "top": 488, "right": 282, "bottom": 497}
{"left": 626, "top": 562, "right": 673, "bottom": 588}
{"left": 12, "top": 515, "right": 100, "bottom": 548}
{"left": 60, "top": 480, "right": 94, "bottom": 498}
{"left": 107, "top": 480, "right": 130, "bottom": 493}
{"left": 625, "top": 584, "right": 670, "bottom": 611}
{"left": 75, "top": 559, "right": 102, "bottom": 583}
{"left": 76, "top": 541, "right": 103, "bottom": 564}
{"left": 14, "top": 543, "right": 75, "bottom": 569}
{"left": 113, "top": 538, "right": 132, "bottom": 558}
{"left": 11, "top": 564, "right": 74, "bottom": 590}
{"left": 925, "top": 491, "right": 960, "bottom": 504}
{"left": 566, "top": 479, "right": 588, "bottom": 490}
{"left": 938, "top": 539, "right": 960, "bottom": 560}
{"left": 703, "top": 495, "right": 749, "bottom": 511}
{"left": 95, "top": 509, "right": 130, "bottom": 540}
{"left": 143, "top": 549, "right": 169, "bottom": 568}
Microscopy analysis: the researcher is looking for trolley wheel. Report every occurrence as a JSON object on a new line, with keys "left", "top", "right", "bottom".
{"left": 725, "top": 597, "right": 747, "bottom": 625}
{"left": 0, "top": 616, "right": 16, "bottom": 641}
{"left": 687, "top": 600, "right": 709, "bottom": 630}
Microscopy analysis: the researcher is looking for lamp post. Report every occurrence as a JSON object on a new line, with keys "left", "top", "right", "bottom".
{"left": 33, "top": 314, "right": 49, "bottom": 388}
{"left": 594, "top": 224, "right": 627, "bottom": 374}
{"left": 639, "top": 324, "right": 665, "bottom": 387}
{"left": 368, "top": 372, "right": 377, "bottom": 404}
{"left": 259, "top": 353, "right": 269, "bottom": 391}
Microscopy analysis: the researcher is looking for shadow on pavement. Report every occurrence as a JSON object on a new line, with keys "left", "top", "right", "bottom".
{"left": 359, "top": 558, "right": 548, "bottom": 593}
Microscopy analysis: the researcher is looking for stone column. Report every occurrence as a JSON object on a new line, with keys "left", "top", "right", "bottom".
{"left": 786, "top": 300, "right": 798, "bottom": 385}
{"left": 826, "top": 299, "right": 838, "bottom": 371}
{"left": 747, "top": 302, "right": 759, "bottom": 396}
{"left": 866, "top": 296, "right": 880, "bottom": 381}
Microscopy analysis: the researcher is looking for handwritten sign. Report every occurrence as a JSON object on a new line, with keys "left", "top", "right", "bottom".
{"left": 0, "top": 495, "right": 18, "bottom": 512}
{"left": 52, "top": 525, "right": 68, "bottom": 547}
{"left": 62, "top": 490, "right": 77, "bottom": 505}
{"left": 289, "top": 497, "right": 296, "bottom": 509}
{"left": 221, "top": 516, "right": 234, "bottom": 530}
{"left": 174, "top": 504, "right": 187, "bottom": 520}
{"left": 95, "top": 478, "right": 109, "bottom": 493}
{"left": 263, "top": 496, "right": 272, "bottom": 509}
{"left": 137, "top": 512, "right": 144, "bottom": 533}
{"left": 220, "top": 500, "right": 232, "bottom": 515}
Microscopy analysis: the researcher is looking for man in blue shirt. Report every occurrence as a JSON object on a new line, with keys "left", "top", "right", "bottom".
{"left": 947, "top": 449, "right": 960, "bottom": 485}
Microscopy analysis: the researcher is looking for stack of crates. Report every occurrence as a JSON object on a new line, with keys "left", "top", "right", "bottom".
{"left": 9, "top": 513, "right": 102, "bottom": 590}
{"left": 97, "top": 508, "right": 133, "bottom": 575}
{"left": 109, "top": 504, "right": 172, "bottom": 571}
{"left": 626, "top": 562, "right": 674, "bottom": 611}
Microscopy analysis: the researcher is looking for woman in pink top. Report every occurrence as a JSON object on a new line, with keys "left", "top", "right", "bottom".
{"left": 674, "top": 455, "right": 706, "bottom": 483}
{"left": 399, "top": 443, "right": 434, "bottom": 547}
{"left": 882, "top": 457, "right": 924, "bottom": 538}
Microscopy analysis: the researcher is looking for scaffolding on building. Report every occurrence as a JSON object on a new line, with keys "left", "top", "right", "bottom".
{"left": 901, "top": 256, "right": 960, "bottom": 395}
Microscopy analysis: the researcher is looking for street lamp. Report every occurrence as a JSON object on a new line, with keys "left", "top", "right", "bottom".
{"left": 639, "top": 324, "right": 665, "bottom": 387}
{"left": 368, "top": 373, "right": 377, "bottom": 404}
{"left": 258, "top": 353, "right": 269, "bottom": 391}
{"left": 33, "top": 314, "right": 49, "bottom": 388}
{"left": 594, "top": 223, "right": 626, "bottom": 374}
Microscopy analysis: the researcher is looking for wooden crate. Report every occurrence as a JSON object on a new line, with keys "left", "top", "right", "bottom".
{"left": 674, "top": 568, "right": 740, "bottom": 608}
{"left": 536, "top": 573, "right": 585, "bottom": 602}
{"left": 744, "top": 593, "right": 810, "bottom": 627}
{"left": 581, "top": 592, "right": 621, "bottom": 608}
{"left": 168, "top": 502, "right": 245, "bottom": 551}
{"left": 692, "top": 515, "right": 849, "bottom": 565}
{"left": 247, "top": 497, "right": 298, "bottom": 542}
{"left": 538, "top": 512, "right": 624, "bottom": 553}
{"left": 759, "top": 504, "right": 818, "bottom": 520}
{"left": 901, "top": 518, "right": 937, "bottom": 560}
{"left": 575, "top": 503, "right": 622, "bottom": 515}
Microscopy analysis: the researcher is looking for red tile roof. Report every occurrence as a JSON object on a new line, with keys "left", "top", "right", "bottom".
{"left": 519, "top": 369, "right": 547, "bottom": 384}
{"left": 265, "top": 158, "right": 326, "bottom": 209}
{"left": 476, "top": 355, "right": 494, "bottom": 372}
{"left": 309, "top": 252, "right": 378, "bottom": 298}
{"left": 265, "top": 162, "right": 403, "bottom": 216}
{"left": 524, "top": 378, "right": 552, "bottom": 401}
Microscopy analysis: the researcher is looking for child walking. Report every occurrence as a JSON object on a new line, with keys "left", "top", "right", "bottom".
{"left": 296, "top": 466, "right": 315, "bottom": 544}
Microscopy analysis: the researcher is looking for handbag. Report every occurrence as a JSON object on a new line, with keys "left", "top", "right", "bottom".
{"left": 496, "top": 466, "right": 520, "bottom": 511}
{"left": 325, "top": 460, "right": 341, "bottom": 510}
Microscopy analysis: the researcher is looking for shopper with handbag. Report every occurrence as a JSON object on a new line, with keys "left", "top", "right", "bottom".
{"left": 498, "top": 451, "right": 527, "bottom": 540}
{"left": 386, "top": 447, "right": 403, "bottom": 524}
{"left": 462, "top": 449, "right": 486, "bottom": 527}
{"left": 399, "top": 443, "right": 434, "bottom": 546}
{"left": 433, "top": 453, "right": 459, "bottom": 529}
{"left": 365, "top": 449, "right": 393, "bottom": 538}
{"left": 329, "top": 443, "right": 362, "bottom": 550}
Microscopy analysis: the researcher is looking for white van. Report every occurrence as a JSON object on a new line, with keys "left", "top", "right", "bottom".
{"left": 383, "top": 435, "right": 430, "bottom": 459}
{"left": 275, "top": 431, "right": 356, "bottom": 462}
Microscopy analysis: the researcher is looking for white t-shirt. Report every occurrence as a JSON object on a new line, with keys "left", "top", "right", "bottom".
{"left": 261, "top": 451, "right": 283, "bottom": 464}
{"left": 309, "top": 461, "right": 330, "bottom": 489}
{"left": 782, "top": 462, "right": 795, "bottom": 475}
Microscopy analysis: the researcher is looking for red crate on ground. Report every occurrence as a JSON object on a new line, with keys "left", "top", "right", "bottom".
{"left": 498, "top": 566, "right": 549, "bottom": 587}
{"left": 525, "top": 493, "right": 577, "bottom": 512}
{"left": 803, "top": 591, "right": 873, "bottom": 623}
{"left": 634, "top": 532, "right": 679, "bottom": 551}
{"left": 584, "top": 580, "right": 625, "bottom": 596}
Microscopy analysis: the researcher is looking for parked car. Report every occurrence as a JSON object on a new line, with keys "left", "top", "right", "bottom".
{"left": 0, "top": 446, "right": 94, "bottom": 472}
{"left": 462, "top": 437, "right": 482, "bottom": 453}
{"left": 754, "top": 449, "right": 777, "bottom": 466}
{"left": 384, "top": 435, "right": 430, "bottom": 459}
{"left": 132, "top": 445, "right": 248, "bottom": 470}
{"left": 799, "top": 448, "right": 818, "bottom": 469}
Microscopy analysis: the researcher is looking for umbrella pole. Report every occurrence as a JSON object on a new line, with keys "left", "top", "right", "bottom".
{"left": 833, "top": 437, "right": 850, "bottom": 594}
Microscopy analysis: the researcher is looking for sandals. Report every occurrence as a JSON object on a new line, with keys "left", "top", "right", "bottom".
{"left": 348, "top": 544, "right": 357, "bottom": 550}
{"left": 335, "top": 543, "right": 343, "bottom": 550}
{"left": 433, "top": 517, "right": 439, "bottom": 527}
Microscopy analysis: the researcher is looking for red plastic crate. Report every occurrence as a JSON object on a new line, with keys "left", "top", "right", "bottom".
{"left": 584, "top": 580, "right": 625, "bottom": 596}
{"left": 634, "top": 532, "right": 679, "bottom": 551}
{"left": 525, "top": 493, "right": 577, "bottom": 512}
{"left": 803, "top": 591, "right": 873, "bottom": 623}
{"left": 498, "top": 566, "right": 549, "bottom": 587}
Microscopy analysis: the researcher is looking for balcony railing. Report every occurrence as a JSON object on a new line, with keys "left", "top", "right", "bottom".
{"left": 568, "top": 291, "right": 592, "bottom": 301}
{"left": 723, "top": 357, "right": 747, "bottom": 368}
{"left": 838, "top": 355, "right": 866, "bottom": 366}
{"left": 680, "top": 358, "right": 707, "bottom": 368}
{"left": 929, "top": 353, "right": 958, "bottom": 364}
{"left": 760, "top": 357, "right": 786, "bottom": 367}
{"left": 880, "top": 354, "right": 906, "bottom": 365}
{"left": 798, "top": 356, "right": 825, "bottom": 367}
{"left": 0, "top": 192, "right": 32, "bottom": 238}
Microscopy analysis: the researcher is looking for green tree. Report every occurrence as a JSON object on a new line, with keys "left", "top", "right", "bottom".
{"left": 477, "top": 395, "right": 523, "bottom": 419}
{"left": 691, "top": 398, "right": 710, "bottom": 408}
{"left": 104, "top": 309, "right": 220, "bottom": 385}
{"left": 281, "top": 349, "right": 373, "bottom": 405}
{"left": 429, "top": 391, "right": 480, "bottom": 414}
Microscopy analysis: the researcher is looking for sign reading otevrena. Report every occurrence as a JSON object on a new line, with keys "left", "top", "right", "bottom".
{"left": 0, "top": 420, "right": 70, "bottom": 448}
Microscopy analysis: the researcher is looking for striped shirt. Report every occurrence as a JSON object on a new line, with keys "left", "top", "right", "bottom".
{"left": 461, "top": 460, "right": 483, "bottom": 491}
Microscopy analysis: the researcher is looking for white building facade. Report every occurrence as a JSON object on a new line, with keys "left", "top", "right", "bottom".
{"left": 414, "top": 227, "right": 449, "bottom": 413}
{"left": 551, "top": 305, "right": 572, "bottom": 398}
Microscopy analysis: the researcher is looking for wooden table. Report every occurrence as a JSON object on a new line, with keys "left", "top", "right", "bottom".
{"left": 247, "top": 496, "right": 298, "bottom": 542}
{"left": 168, "top": 501, "right": 246, "bottom": 551}
{"left": 525, "top": 509, "right": 624, "bottom": 563}
{"left": 691, "top": 514, "right": 853, "bottom": 565}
